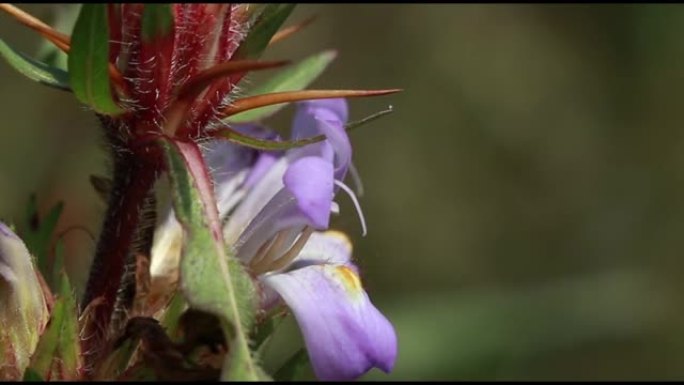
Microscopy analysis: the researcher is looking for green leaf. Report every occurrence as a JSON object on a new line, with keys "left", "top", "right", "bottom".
{"left": 68, "top": 4, "right": 123, "bottom": 115}
{"left": 235, "top": 4, "right": 296, "bottom": 60}
{"left": 161, "top": 140, "right": 263, "bottom": 381}
{"left": 141, "top": 4, "right": 174, "bottom": 42}
{"left": 228, "top": 50, "right": 337, "bottom": 123}
{"left": 0, "top": 39, "right": 70, "bottom": 91}
{"left": 28, "top": 272, "right": 81, "bottom": 381}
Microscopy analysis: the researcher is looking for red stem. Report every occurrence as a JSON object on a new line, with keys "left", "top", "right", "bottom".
{"left": 79, "top": 128, "right": 162, "bottom": 374}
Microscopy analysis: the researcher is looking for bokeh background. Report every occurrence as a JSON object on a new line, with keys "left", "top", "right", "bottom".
{"left": 3, "top": 4, "right": 684, "bottom": 380}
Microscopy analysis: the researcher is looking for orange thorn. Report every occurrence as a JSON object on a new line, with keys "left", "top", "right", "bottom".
{"left": 0, "top": 3, "right": 70, "bottom": 50}
{"left": 269, "top": 15, "right": 317, "bottom": 46}
{"left": 221, "top": 89, "right": 402, "bottom": 118}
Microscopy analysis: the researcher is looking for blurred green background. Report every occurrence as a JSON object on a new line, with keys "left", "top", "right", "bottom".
{"left": 3, "top": 4, "right": 684, "bottom": 380}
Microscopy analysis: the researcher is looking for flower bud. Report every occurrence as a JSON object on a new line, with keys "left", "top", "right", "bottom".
{"left": 0, "top": 222, "right": 48, "bottom": 380}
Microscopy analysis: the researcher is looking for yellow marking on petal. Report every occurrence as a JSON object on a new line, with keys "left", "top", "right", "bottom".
{"left": 335, "top": 265, "right": 362, "bottom": 294}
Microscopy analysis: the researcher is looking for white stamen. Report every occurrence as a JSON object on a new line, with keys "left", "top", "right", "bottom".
{"left": 334, "top": 180, "right": 368, "bottom": 237}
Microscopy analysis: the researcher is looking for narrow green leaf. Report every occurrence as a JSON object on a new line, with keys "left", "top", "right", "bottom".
{"left": 235, "top": 4, "right": 296, "bottom": 60}
{"left": 25, "top": 309, "right": 61, "bottom": 375}
{"left": 161, "top": 140, "right": 262, "bottom": 380}
{"left": 141, "top": 4, "right": 174, "bottom": 42}
{"left": 68, "top": 4, "right": 123, "bottom": 115}
{"left": 0, "top": 39, "right": 70, "bottom": 91}
{"left": 52, "top": 274, "right": 80, "bottom": 378}
{"left": 228, "top": 50, "right": 337, "bottom": 123}
{"left": 28, "top": 271, "right": 81, "bottom": 381}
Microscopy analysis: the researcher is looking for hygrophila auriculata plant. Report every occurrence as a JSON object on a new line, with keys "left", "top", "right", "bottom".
{"left": 0, "top": 3, "right": 399, "bottom": 381}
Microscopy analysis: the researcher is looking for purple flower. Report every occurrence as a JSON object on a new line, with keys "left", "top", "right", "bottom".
{"left": 151, "top": 98, "right": 396, "bottom": 380}
{"left": 218, "top": 98, "right": 395, "bottom": 381}
{"left": 262, "top": 230, "right": 397, "bottom": 381}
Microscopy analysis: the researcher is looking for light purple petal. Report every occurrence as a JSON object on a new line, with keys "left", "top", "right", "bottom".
{"left": 223, "top": 157, "right": 289, "bottom": 245}
{"left": 283, "top": 156, "right": 334, "bottom": 230}
{"left": 223, "top": 100, "right": 349, "bottom": 244}
{"left": 243, "top": 150, "right": 280, "bottom": 189}
{"left": 202, "top": 139, "right": 253, "bottom": 219}
{"left": 291, "top": 98, "right": 351, "bottom": 180}
{"left": 263, "top": 263, "right": 397, "bottom": 381}
{"left": 315, "top": 112, "right": 352, "bottom": 181}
